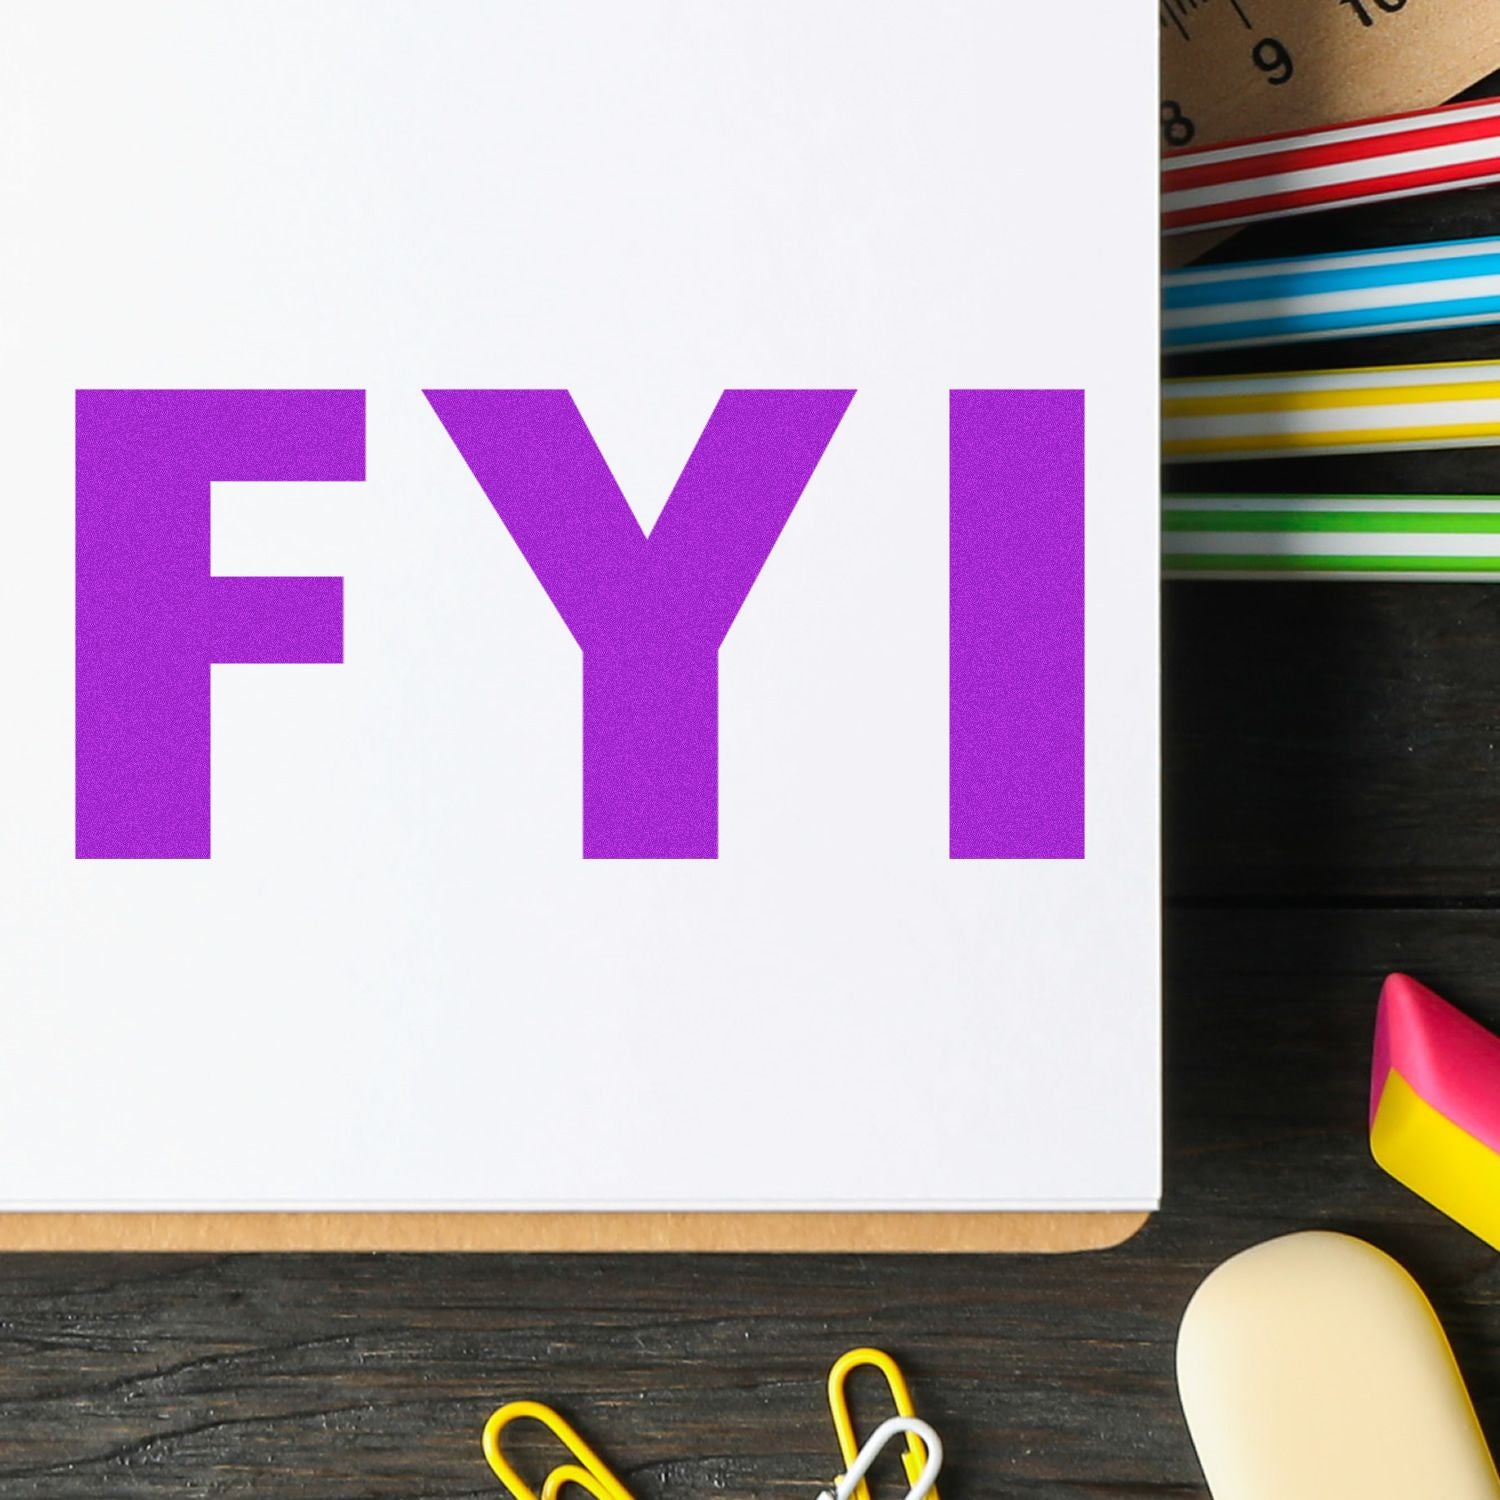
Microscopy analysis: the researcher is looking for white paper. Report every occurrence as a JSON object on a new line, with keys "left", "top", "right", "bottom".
{"left": 0, "top": 2, "right": 1159, "bottom": 1211}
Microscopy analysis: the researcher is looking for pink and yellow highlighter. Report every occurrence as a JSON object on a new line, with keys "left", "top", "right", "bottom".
{"left": 1371, "top": 973, "right": 1500, "bottom": 1249}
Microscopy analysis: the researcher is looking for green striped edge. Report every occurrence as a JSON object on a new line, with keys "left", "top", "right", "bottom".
{"left": 1158, "top": 501, "right": 1500, "bottom": 513}
{"left": 1163, "top": 554, "right": 1500, "bottom": 573}
{"left": 1164, "top": 511, "right": 1500, "bottom": 534}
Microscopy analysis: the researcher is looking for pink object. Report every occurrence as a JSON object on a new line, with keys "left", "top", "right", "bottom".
{"left": 1371, "top": 974, "right": 1500, "bottom": 1154}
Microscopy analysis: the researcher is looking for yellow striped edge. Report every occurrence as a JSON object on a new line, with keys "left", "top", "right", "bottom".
{"left": 1370, "top": 1068, "right": 1500, "bottom": 1251}
{"left": 1169, "top": 359, "right": 1500, "bottom": 392}
{"left": 1163, "top": 382, "right": 1500, "bottom": 419}
{"left": 1164, "top": 424, "right": 1500, "bottom": 458}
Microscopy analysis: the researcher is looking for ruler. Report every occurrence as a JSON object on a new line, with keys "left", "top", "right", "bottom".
{"left": 1160, "top": 0, "right": 1500, "bottom": 155}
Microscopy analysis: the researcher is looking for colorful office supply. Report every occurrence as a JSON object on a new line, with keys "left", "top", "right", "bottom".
{"left": 483, "top": 1401, "right": 634, "bottom": 1500}
{"left": 482, "top": 1363, "right": 943, "bottom": 1500}
{"left": 1163, "top": 360, "right": 1500, "bottom": 462}
{"left": 1163, "top": 494, "right": 1500, "bottom": 579}
{"left": 1370, "top": 973, "right": 1500, "bottom": 1250}
{"left": 1163, "top": 237, "right": 1500, "bottom": 352}
{"left": 1177, "top": 1232, "right": 1500, "bottom": 1500}
{"left": 1163, "top": 96, "right": 1500, "bottom": 235}
{"left": 1158, "top": 0, "right": 1500, "bottom": 166}
{"left": 818, "top": 1418, "right": 943, "bottom": 1500}
{"left": 827, "top": 1348, "right": 938, "bottom": 1500}
{"left": 541, "top": 1468, "right": 615, "bottom": 1500}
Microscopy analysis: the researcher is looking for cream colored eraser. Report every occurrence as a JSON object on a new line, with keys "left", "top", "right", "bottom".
{"left": 1177, "top": 1231, "right": 1500, "bottom": 1500}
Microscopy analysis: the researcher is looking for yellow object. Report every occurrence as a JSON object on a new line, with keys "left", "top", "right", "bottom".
{"left": 482, "top": 1400, "right": 634, "bottom": 1500}
{"left": 1162, "top": 360, "right": 1500, "bottom": 461}
{"left": 1370, "top": 1070, "right": 1500, "bottom": 1252}
{"left": 1163, "top": 379, "right": 1500, "bottom": 419}
{"left": 827, "top": 1348, "right": 937, "bottom": 1500}
{"left": 1177, "top": 1232, "right": 1500, "bottom": 1500}
{"left": 541, "top": 1465, "right": 617, "bottom": 1500}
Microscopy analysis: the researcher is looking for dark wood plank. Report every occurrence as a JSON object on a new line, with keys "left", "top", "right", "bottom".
{"left": 1166, "top": 581, "right": 1500, "bottom": 902}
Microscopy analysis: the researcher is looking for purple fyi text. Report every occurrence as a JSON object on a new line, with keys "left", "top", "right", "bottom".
{"left": 74, "top": 389, "right": 1084, "bottom": 861}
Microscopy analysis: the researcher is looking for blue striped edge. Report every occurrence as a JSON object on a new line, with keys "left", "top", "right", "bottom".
{"left": 1163, "top": 248, "right": 1500, "bottom": 311}
{"left": 1161, "top": 293, "right": 1500, "bottom": 349}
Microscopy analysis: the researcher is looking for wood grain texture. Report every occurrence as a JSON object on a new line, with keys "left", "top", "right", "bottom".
{"left": 10, "top": 63, "right": 1500, "bottom": 1500}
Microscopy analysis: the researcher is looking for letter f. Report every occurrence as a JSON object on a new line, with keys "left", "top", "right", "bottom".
{"left": 75, "top": 390, "right": 365, "bottom": 858}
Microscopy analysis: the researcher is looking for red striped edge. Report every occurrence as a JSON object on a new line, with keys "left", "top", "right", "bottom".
{"left": 1163, "top": 155, "right": 1500, "bottom": 232}
{"left": 1162, "top": 93, "right": 1500, "bottom": 162}
{"left": 1163, "top": 112, "right": 1500, "bottom": 195}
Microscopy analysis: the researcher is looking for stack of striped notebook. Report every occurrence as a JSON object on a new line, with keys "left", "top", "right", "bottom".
{"left": 1161, "top": 97, "right": 1500, "bottom": 580}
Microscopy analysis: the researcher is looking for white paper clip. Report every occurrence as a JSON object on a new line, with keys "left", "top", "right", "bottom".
{"left": 817, "top": 1416, "right": 943, "bottom": 1500}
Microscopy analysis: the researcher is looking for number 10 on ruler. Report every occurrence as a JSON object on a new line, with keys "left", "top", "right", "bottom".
{"left": 1342, "top": 0, "right": 1406, "bottom": 25}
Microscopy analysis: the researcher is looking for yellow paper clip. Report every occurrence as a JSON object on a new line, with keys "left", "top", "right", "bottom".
{"left": 483, "top": 1400, "right": 635, "bottom": 1500}
{"left": 827, "top": 1348, "right": 939, "bottom": 1500}
{"left": 541, "top": 1464, "right": 617, "bottom": 1500}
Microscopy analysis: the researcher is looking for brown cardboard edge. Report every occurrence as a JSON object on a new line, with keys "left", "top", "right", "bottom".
{"left": 0, "top": 1211, "right": 1150, "bottom": 1253}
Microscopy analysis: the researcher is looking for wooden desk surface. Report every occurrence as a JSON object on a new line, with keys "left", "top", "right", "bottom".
{"left": 10, "top": 81, "right": 1500, "bottom": 1500}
